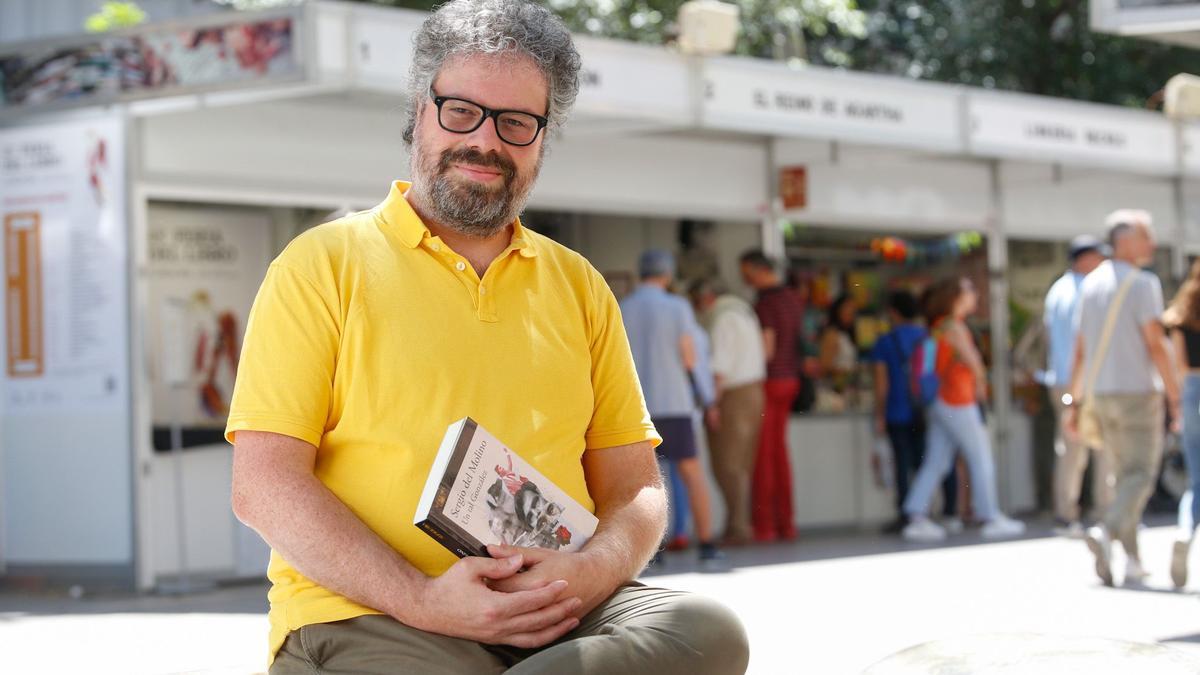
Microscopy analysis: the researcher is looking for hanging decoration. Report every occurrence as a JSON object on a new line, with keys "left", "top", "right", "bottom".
{"left": 869, "top": 231, "right": 984, "bottom": 265}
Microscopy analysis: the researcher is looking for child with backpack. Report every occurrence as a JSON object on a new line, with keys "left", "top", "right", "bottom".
{"left": 870, "top": 290, "right": 959, "bottom": 534}
{"left": 901, "top": 277, "right": 1026, "bottom": 542}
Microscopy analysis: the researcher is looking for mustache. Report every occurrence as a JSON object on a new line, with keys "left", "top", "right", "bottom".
{"left": 437, "top": 147, "right": 516, "bottom": 182}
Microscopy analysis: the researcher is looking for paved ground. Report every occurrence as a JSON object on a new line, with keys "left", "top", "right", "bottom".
{"left": 3, "top": 518, "right": 1199, "bottom": 674}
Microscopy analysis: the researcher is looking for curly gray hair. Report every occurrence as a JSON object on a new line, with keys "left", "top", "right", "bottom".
{"left": 402, "top": 0, "right": 581, "bottom": 146}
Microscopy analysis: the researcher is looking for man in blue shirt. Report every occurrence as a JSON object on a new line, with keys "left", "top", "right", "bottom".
{"left": 1044, "top": 235, "right": 1110, "bottom": 537}
{"left": 871, "top": 290, "right": 957, "bottom": 533}
{"left": 621, "top": 250, "right": 723, "bottom": 563}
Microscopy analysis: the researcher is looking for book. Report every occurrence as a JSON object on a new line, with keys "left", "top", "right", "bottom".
{"left": 414, "top": 417, "right": 599, "bottom": 558}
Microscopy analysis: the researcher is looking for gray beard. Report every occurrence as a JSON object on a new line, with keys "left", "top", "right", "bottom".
{"left": 425, "top": 171, "right": 522, "bottom": 238}
{"left": 409, "top": 144, "right": 541, "bottom": 239}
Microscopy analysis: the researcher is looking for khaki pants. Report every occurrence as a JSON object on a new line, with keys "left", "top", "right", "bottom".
{"left": 1093, "top": 393, "right": 1164, "bottom": 560}
{"left": 271, "top": 584, "right": 749, "bottom": 675}
{"left": 706, "top": 381, "right": 765, "bottom": 542}
{"left": 1051, "top": 387, "right": 1115, "bottom": 522}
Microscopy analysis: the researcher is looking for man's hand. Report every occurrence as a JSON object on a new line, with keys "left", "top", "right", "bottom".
{"left": 705, "top": 405, "right": 721, "bottom": 431}
{"left": 1063, "top": 406, "right": 1079, "bottom": 440}
{"left": 406, "top": 552, "right": 581, "bottom": 648}
{"left": 487, "top": 545, "right": 615, "bottom": 620}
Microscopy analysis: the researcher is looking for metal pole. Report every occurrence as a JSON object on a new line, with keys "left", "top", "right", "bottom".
{"left": 1173, "top": 119, "right": 1188, "bottom": 284}
{"left": 987, "top": 159, "right": 1015, "bottom": 511}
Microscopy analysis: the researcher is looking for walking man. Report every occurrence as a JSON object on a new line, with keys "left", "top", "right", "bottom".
{"left": 1044, "top": 235, "right": 1112, "bottom": 537}
{"left": 227, "top": 2, "right": 748, "bottom": 671}
{"left": 1066, "top": 210, "right": 1181, "bottom": 586}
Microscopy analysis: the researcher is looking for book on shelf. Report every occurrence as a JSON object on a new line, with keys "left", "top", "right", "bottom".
{"left": 414, "top": 417, "right": 599, "bottom": 558}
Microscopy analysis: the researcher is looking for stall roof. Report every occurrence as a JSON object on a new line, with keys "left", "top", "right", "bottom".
{"left": 2, "top": 0, "right": 1196, "bottom": 178}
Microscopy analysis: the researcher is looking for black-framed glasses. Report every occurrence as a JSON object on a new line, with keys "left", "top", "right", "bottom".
{"left": 429, "top": 88, "right": 548, "bottom": 147}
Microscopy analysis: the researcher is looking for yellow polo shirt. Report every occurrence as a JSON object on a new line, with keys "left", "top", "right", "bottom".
{"left": 225, "top": 181, "right": 660, "bottom": 662}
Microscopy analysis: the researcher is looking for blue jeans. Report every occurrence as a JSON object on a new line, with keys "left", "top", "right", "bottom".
{"left": 903, "top": 400, "right": 1000, "bottom": 522}
{"left": 887, "top": 421, "right": 957, "bottom": 518}
{"left": 1178, "top": 375, "right": 1200, "bottom": 534}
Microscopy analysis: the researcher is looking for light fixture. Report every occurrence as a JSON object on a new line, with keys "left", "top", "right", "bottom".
{"left": 677, "top": 0, "right": 740, "bottom": 56}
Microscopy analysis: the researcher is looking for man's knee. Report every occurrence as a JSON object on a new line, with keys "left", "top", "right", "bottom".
{"left": 668, "top": 593, "right": 749, "bottom": 674}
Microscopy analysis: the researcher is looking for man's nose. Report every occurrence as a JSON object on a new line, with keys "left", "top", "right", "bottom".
{"left": 462, "top": 116, "right": 507, "bottom": 154}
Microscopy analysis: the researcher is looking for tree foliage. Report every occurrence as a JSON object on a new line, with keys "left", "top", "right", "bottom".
{"left": 152, "top": 0, "right": 1200, "bottom": 108}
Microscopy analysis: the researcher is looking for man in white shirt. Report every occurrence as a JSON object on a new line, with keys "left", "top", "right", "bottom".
{"left": 690, "top": 278, "right": 767, "bottom": 545}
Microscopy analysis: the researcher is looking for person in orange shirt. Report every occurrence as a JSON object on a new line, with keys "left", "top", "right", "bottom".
{"left": 901, "top": 277, "right": 1026, "bottom": 543}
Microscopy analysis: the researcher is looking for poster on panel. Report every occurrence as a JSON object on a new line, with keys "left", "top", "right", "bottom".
{"left": 0, "top": 115, "right": 129, "bottom": 415}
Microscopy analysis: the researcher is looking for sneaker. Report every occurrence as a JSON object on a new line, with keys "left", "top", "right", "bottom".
{"left": 665, "top": 534, "right": 690, "bottom": 551}
{"left": 980, "top": 514, "right": 1025, "bottom": 539}
{"left": 1084, "top": 526, "right": 1114, "bottom": 587}
{"left": 902, "top": 516, "right": 947, "bottom": 543}
{"left": 698, "top": 542, "right": 729, "bottom": 572}
{"left": 1053, "top": 520, "right": 1085, "bottom": 539}
{"left": 1126, "top": 558, "right": 1150, "bottom": 584}
{"left": 942, "top": 517, "right": 965, "bottom": 535}
{"left": 1171, "top": 539, "right": 1190, "bottom": 589}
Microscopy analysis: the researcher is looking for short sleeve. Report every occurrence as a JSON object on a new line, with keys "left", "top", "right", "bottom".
{"left": 709, "top": 313, "right": 738, "bottom": 378}
{"left": 1130, "top": 273, "right": 1164, "bottom": 328}
{"left": 225, "top": 261, "right": 341, "bottom": 447}
{"left": 583, "top": 269, "right": 662, "bottom": 451}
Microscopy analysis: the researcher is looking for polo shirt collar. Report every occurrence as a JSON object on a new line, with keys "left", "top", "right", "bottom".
{"left": 377, "top": 180, "right": 538, "bottom": 258}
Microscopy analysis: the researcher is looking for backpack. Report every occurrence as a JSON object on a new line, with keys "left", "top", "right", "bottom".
{"left": 909, "top": 335, "right": 941, "bottom": 408}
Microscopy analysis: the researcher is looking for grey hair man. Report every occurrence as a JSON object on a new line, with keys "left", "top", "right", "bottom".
{"left": 1066, "top": 209, "right": 1181, "bottom": 586}
{"left": 228, "top": 1, "right": 748, "bottom": 673}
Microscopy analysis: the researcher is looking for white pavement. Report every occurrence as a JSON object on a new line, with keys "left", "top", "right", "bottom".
{"left": 2, "top": 521, "right": 1198, "bottom": 674}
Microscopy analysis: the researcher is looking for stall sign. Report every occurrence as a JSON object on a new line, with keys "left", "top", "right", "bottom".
{"left": 0, "top": 10, "right": 305, "bottom": 114}
{"left": 968, "top": 92, "right": 1176, "bottom": 175}
{"left": 779, "top": 166, "right": 807, "bottom": 210}
{"left": 574, "top": 36, "right": 690, "bottom": 122}
{"left": 701, "top": 57, "right": 962, "bottom": 152}
{"left": 0, "top": 115, "right": 128, "bottom": 414}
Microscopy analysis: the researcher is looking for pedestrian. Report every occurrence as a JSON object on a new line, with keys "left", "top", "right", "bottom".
{"left": 621, "top": 250, "right": 724, "bottom": 566}
{"left": 689, "top": 277, "right": 766, "bottom": 546}
{"left": 1043, "top": 235, "right": 1112, "bottom": 538}
{"left": 870, "top": 289, "right": 958, "bottom": 534}
{"left": 740, "top": 249, "right": 805, "bottom": 542}
{"left": 1065, "top": 209, "right": 1180, "bottom": 587}
{"left": 1163, "top": 260, "right": 1200, "bottom": 588}
{"left": 901, "top": 277, "right": 1026, "bottom": 542}
{"left": 226, "top": 2, "right": 748, "bottom": 672}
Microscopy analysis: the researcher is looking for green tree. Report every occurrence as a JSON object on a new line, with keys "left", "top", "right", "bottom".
{"left": 839, "top": 0, "right": 1196, "bottom": 108}
{"left": 231, "top": 0, "right": 1199, "bottom": 108}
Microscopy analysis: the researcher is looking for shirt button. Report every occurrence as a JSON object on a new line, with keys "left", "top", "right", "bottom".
{"left": 430, "top": 243, "right": 440, "bottom": 251}
{"left": 455, "top": 261, "right": 466, "bottom": 272}
{"left": 479, "top": 286, "right": 487, "bottom": 295}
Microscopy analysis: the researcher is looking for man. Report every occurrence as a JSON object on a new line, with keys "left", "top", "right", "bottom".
{"left": 226, "top": 2, "right": 748, "bottom": 672}
{"left": 869, "top": 289, "right": 957, "bottom": 534}
{"left": 1066, "top": 210, "right": 1181, "bottom": 587}
{"left": 739, "top": 250, "right": 804, "bottom": 542}
{"left": 1043, "top": 235, "right": 1111, "bottom": 538}
{"left": 689, "top": 277, "right": 766, "bottom": 546}
{"left": 621, "top": 250, "right": 723, "bottom": 564}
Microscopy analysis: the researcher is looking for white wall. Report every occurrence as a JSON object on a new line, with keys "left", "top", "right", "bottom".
{"left": 139, "top": 97, "right": 769, "bottom": 222}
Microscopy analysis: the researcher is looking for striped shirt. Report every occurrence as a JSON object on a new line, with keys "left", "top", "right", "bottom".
{"left": 754, "top": 285, "right": 806, "bottom": 380}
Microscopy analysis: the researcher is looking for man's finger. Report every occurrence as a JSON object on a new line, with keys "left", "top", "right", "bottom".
{"left": 491, "top": 544, "right": 551, "bottom": 563}
{"left": 499, "top": 595, "right": 582, "bottom": 635}
{"left": 496, "top": 579, "right": 570, "bottom": 616}
{"left": 461, "top": 553, "right": 523, "bottom": 581}
{"left": 504, "top": 615, "right": 581, "bottom": 650}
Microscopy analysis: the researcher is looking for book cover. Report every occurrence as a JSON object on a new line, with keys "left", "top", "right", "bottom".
{"left": 414, "top": 417, "right": 599, "bottom": 558}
